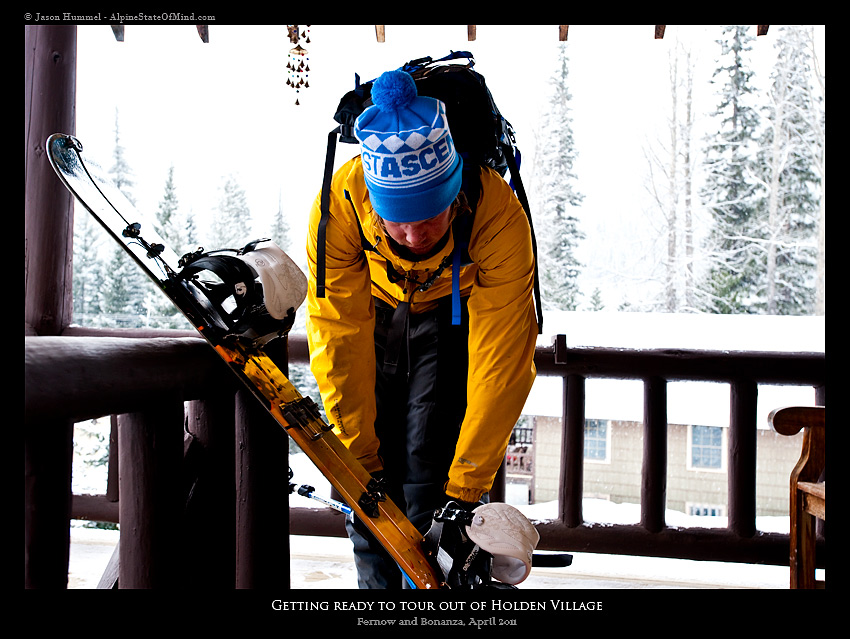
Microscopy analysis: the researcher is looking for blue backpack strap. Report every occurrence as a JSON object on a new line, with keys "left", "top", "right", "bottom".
{"left": 451, "top": 230, "right": 466, "bottom": 326}
{"left": 450, "top": 167, "right": 478, "bottom": 326}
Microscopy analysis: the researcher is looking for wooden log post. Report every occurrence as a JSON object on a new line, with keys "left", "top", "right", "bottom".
{"left": 641, "top": 377, "right": 668, "bottom": 533}
{"left": 117, "top": 394, "right": 184, "bottom": 588}
{"left": 184, "top": 393, "right": 237, "bottom": 588}
{"left": 24, "top": 24, "right": 77, "bottom": 589}
{"left": 728, "top": 380, "right": 758, "bottom": 537}
{"left": 24, "top": 25, "right": 76, "bottom": 337}
{"left": 560, "top": 374, "right": 586, "bottom": 527}
{"left": 24, "top": 417, "right": 74, "bottom": 588}
{"left": 235, "top": 388, "right": 291, "bottom": 588}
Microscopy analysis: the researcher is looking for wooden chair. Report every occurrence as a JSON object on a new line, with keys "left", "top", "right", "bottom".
{"left": 768, "top": 406, "right": 825, "bottom": 589}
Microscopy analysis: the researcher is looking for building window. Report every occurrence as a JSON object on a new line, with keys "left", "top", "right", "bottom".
{"left": 690, "top": 425, "right": 724, "bottom": 470}
{"left": 510, "top": 424, "right": 534, "bottom": 447}
{"left": 584, "top": 419, "right": 609, "bottom": 462}
{"left": 687, "top": 503, "right": 726, "bottom": 517}
{"left": 507, "top": 419, "right": 534, "bottom": 475}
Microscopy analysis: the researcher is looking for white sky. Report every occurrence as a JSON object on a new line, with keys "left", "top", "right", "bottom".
{"left": 73, "top": 24, "right": 825, "bottom": 309}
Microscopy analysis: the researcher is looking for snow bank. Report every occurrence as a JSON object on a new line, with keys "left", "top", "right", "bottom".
{"left": 536, "top": 311, "right": 824, "bottom": 352}
{"left": 527, "top": 311, "right": 824, "bottom": 424}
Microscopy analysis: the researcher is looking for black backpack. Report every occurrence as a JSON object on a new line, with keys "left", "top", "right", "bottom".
{"left": 317, "top": 51, "right": 542, "bottom": 334}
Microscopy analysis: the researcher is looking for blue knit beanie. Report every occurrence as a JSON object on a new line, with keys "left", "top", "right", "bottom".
{"left": 354, "top": 70, "right": 463, "bottom": 223}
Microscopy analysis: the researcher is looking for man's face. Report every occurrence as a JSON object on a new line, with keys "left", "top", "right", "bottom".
{"left": 382, "top": 206, "right": 452, "bottom": 256}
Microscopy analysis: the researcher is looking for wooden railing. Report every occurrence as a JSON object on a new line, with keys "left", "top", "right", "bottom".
{"left": 25, "top": 331, "right": 293, "bottom": 589}
{"left": 533, "top": 335, "right": 825, "bottom": 564}
{"left": 24, "top": 331, "right": 825, "bottom": 588}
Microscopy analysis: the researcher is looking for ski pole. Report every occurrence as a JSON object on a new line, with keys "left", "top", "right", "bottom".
{"left": 289, "top": 481, "right": 353, "bottom": 515}
{"left": 292, "top": 483, "right": 419, "bottom": 587}
{"left": 288, "top": 468, "right": 422, "bottom": 588}
{"left": 288, "top": 466, "right": 352, "bottom": 514}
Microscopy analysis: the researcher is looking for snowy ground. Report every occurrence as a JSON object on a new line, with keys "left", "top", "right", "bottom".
{"left": 68, "top": 453, "right": 812, "bottom": 590}
{"left": 69, "top": 524, "right": 795, "bottom": 590}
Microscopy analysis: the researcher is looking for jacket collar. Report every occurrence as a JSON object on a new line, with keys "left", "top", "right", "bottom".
{"left": 344, "top": 157, "right": 456, "bottom": 272}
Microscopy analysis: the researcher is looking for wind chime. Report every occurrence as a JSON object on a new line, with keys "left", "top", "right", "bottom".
{"left": 286, "top": 25, "right": 311, "bottom": 105}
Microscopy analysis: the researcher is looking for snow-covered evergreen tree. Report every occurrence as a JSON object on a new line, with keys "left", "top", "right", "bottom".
{"left": 154, "top": 165, "right": 185, "bottom": 252}
{"left": 71, "top": 212, "right": 104, "bottom": 326}
{"left": 99, "top": 111, "right": 153, "bottom": 327}
{"left": 751, "top": 25, "right": 822, "bottom": 315}
{"left": 184, "top": 209, "right": 199, "bottom": 251}
{"left": 697, "top": 26, "right": 822, "bottom": 316}
{"left": 805, "top": 27, "right": 826, "bottom": 316}
{"left": 587, "top": 288, "right": 605, "bottom": 311}
{"left": 208, "top": 175, "right": 254, "bottom": 249}
{"left": 109, "top": 109, "right": 136, "bottom": 205}
{"left": 533, "top": 43, "right": 585, "bottom": 311}
{"left": 697, "top": 26, "right": 763, "bottom": 314}
{"left": 101, "top": 245, "right": 148, "bottom": 327}
{"left": 149, "top": 165, "right": 192, "bottom": 328}
{"left": 805, "top": 26, "right": 826, "bottom": 315}
{"left": 270, "top": 192, "right": 292, "bottom": 253}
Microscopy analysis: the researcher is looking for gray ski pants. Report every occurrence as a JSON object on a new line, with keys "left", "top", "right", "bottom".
{"left": 345, "top": 296, "right": 470, "bottom": 589}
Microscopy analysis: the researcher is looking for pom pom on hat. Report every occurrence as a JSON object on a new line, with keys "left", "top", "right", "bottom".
{"left": 371, "top": 70, "right": 418, "bottom": 112}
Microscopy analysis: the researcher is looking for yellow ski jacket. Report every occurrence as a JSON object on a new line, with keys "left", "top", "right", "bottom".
{"left": 306, "top": 156, "right": 537, "bottom": 503}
